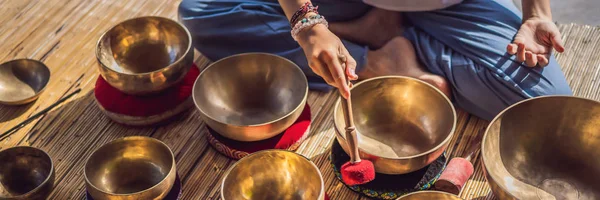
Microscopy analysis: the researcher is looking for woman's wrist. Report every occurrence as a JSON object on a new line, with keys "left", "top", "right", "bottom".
{"left": 522, "top": 0, "right": 552, "bottom": 22}
{"left": 296, "top": 23, "right": 328, "bottom": 46}
{"left": 291, "top": 13, "right": 329, "bottom": 42}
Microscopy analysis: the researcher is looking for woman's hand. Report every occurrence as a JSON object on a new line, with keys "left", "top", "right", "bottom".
{"left": 296, "top": 23, "right": 358, "bottom": 98}
{"left": 507, "top": 17, "right": 565, "bottom": 67}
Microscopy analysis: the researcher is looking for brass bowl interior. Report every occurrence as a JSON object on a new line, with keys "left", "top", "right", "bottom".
{"left": 0, "top": 146, "right": 53, "bottom": 198}
{"left": 483, "top": 96, "right": 600, "bottom": 199}
{"left": 334, "top": 76, "right": 455, "bottom": 159}
{"left": 85, "top": 137, "right": 174, "bottom": 195}
{"left": 97, "top": 16, "right": 190, "bottom": 74}
{"left": 397, "top": 191, "right": 463, "bottom": 200}
{"left": 194, "top": 53, "right": 308, "bottom": 126}
{"left": 221, "top": 150, "right": 323, "bottom": 200}
{"left": 0, "top": 59, "right": 50, "bottom": 104}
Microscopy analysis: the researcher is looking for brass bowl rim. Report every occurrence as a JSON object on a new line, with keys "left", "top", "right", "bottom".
{"left": 220, "top": 149, "right": 324, "bottom": 199}
{"left": 481, "top": 95, "right": 596, "bottom": 199}
{"left": 396, "top": 190, "right": 463, "bottom": 199}
{"left": 95, "top": 16, "right": 193, "bottom": 76}
{"left": 333, "top": 75, "right": 457, "bottom": 160}
{"left": 192, "top": 52, "right": 309, "bottom": 127}
{"left": 0, "top": 59, "right": 50, "bottom": 105}
{"left": 0, "top": 146, "right": 54, "bottom": 198}
{"left": 83, "top": 136, "right": 176, "bottom": 197}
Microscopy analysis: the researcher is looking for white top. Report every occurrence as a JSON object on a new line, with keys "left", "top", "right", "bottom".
{"left": 362, "top": 0, "right": 463, "bottom": 11}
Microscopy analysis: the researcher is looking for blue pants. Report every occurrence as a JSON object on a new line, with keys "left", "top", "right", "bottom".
{"left": 178, "top": 0, "right": 572, "bottom": 120}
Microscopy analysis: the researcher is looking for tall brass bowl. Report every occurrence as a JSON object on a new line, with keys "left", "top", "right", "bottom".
{"left": 333, "top": 76, "right": 456, "bottom": 174}
{"left": 0, "top": 146, "right": 54, "bottom": 200}
{"left": 221, "top": 150, "right": 325, "bottom": 200}
{"left": 96, "top": 16, "right": 193, "bottom": 95}
{"left": 482, "top": 96, "right": 600, "bottom": 200}
{"left": 84, "top": 136, "right": 176, "bottom": 200}
{"left": 193, "top": 53, "right": 308, "bottom": 142}
{"left": 396, "top": 191, "right": 463, "bottom": 200}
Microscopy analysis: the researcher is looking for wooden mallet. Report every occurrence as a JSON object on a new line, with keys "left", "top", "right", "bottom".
{"left": 434, "top": 130, "right": 484, "bottom": 195}
{"left": 338, "top": 55, "right": 375, "bottom": 186}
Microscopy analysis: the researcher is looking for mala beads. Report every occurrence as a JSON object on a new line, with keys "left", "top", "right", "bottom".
{"left": 291, "top": 14, "right": 329, "bottom": 41}
{"left": 289, "top": 2, "right": 319, "bottom": 26}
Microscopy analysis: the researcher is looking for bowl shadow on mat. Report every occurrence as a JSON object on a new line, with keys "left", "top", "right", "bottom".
{"left": 0, "top": 102, "right": 35, "bottom": 123}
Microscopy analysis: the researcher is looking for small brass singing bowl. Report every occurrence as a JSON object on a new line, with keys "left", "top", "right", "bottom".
{"left": 84, "top": 136, "right": 176, "bottom": 200}
{"left": 482, "top": 96, "right": 600, "bottom": 200}
{"left": 96, "top": 16, "right": 193, "bottom": 95}
{"left": 0, "top": 59, "right": 50, "bottom": 105}
{"left": 0, "top": 146, "right": 54, "bottom": 200}
{"left": 193, "top": 53, "right": 308, "bottom": 142}
{"left": 397, "top": 191, "right": 463, "bottom": 200}
{"left": 333, "top": 76, "right": 456, "bottom": 175}
{"left": 221, "top": 150, "right": 325, "bottom": 200}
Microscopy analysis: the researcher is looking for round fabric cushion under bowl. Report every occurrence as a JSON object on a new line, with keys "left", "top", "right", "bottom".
{"left": 330, "top": 139, "right": 447, "bottom": 200}
{"left": 207, "top": 104, "right": 311, "bottom": 160}
{"left": 94, "top": 64, "right": 199, "bottom": 126}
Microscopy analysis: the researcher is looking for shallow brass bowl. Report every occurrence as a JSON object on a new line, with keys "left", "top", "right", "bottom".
{"left": 193, "top": 53, "right": 308, "bottom": 142}
{"left": 397, "top": 191, "right": 463, "bottom": 200}
{"left": 221, "top": 150, "right": 324, "bottom": 200}
{"left": 0, "top": 59, "right": 50, "bottom": 105}
{"left": 482, "top": 96, "right": 600, "bottom": 200}
{"left": 0, "top": 146, "right": 54, "bottom": 200}
{"left": 96, "top": 16, "right": 193, "bottom": 95}
{"left": 84, "top": 136, "right": 176, "bottom": 200}
{"left": 333, "top": 76, "right": 456, "bottom": 174}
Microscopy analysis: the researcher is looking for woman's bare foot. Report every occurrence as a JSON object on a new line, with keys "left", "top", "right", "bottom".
{"left": 358, "top": 37, "right": 451, "bottom": 97}
{"left": 329, "top": 8, "right": 403, "bottom": 49}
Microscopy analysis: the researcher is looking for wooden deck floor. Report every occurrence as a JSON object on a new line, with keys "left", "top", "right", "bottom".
{"left": 1, "top": 0, "right": 599, "bottom": 199}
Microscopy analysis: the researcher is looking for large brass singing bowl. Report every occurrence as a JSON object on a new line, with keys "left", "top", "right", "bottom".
{"left": 84, "top": 136, "right": 176, "bottom": 200}
{"left": 193, "top": 53, "right": 308, "bottom": 142}
{"left": 0, "top": 146, "right": 54, "bottom": 200}
{"left": 221, "top": 150, "right": 325, "bottom": 200}
{"left": 0, "top": 59, "right": 50, "bottom": 105}
{"left": 482, "top": 96, "right": 600, "bottom": 200}
{"left": 333, "top": 76, "right": 456, "bottom": 174}
{"left": 96, "top": 16, "right": 193, "bottom": 95}
{"left": 396, "top": 191, "right": 464, "bottom": 200}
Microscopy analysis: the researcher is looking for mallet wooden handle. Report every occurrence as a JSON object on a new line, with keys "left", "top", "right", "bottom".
{"left": 339, "top": 55, "right": 361, "bottom": 163}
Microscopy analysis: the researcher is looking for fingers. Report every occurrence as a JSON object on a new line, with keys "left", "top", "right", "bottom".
{"left": 551, "top": 33, "right": 565, "bottom": 53}
{"left": 322, "top": 51, "right": 350, "bottom": 99}
{"left": 517, "top": 43, "right": 527, "bottom": 62}
{"left": 537, "top": 54, "right": 549, "bottom": 67}
{"left": 525, "top": 52, "right": 538, "bottom": 67}
{"left": 340, "top": 48, "right": 358, "bottom": 80}
{"left": 507, "top": 43, "right": 518, "bottom": 55}
{"left": 309, "top": 59, "right": 335, "bottom": 86}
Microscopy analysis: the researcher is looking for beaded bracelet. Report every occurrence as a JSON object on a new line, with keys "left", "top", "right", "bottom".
{"left": 290, "top": 2, "right": 319, "bottom": 26}
{"left": 291, "top": 14, "right": 329, "bottom": 41}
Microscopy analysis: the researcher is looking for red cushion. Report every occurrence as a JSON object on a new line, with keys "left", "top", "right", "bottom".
{"left": 207, "top": 104, "right": 311, "bottom": 159}
{"left": 95, "top": 65, "right": 199, "bottom": 117}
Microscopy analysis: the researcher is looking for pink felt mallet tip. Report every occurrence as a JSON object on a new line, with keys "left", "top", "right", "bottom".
{"left": 341, "top": 160, "right": 375, "bottom": 186}
{"left": 434, "top": 157, "right": 474, "bottom": 195}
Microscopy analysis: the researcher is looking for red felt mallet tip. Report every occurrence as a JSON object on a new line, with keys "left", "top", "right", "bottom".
{"left": 434, "top": 157, "right": 474, "bottom": 195}
{"left": 341, "top": 160, "right": 375, "bottom": 186}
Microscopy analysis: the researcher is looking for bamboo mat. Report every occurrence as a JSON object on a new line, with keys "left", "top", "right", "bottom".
{"left": 0, "top": 0, "right": 599, "bottom": 199}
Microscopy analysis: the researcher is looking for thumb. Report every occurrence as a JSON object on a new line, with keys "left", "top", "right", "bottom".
{"left": 551, "top": 32, "right": 565, "bottom": 53}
